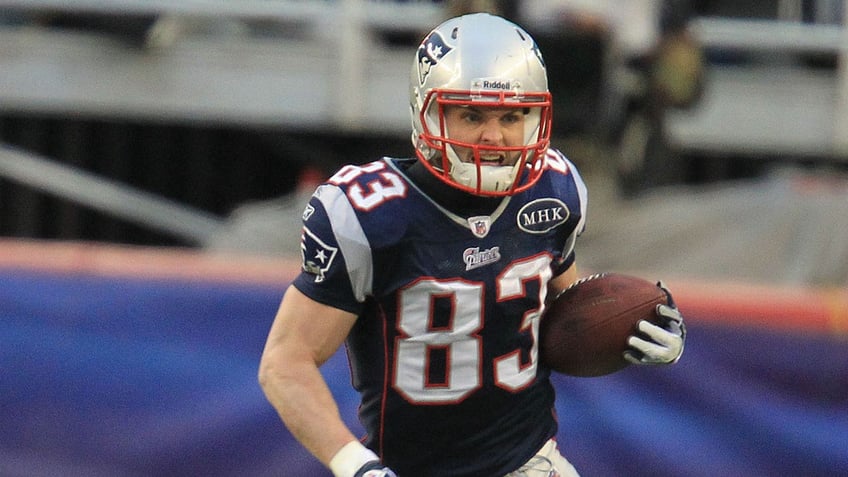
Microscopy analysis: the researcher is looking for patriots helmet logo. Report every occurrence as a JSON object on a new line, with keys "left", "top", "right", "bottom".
{"left": 417, "top": 30, "right": 452, "bottom": 85}
{"left": 530, "top": 40, "right": 545, "bottom": 68}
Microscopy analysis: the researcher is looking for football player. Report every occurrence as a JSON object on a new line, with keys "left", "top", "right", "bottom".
{"left": 259, "top": 13, "right": 685, "bottom": 477}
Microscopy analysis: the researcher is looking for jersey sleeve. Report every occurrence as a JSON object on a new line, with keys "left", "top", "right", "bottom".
{"left": 547, "top": 149, "right": 588, "bottom": 277}
{"left": 292, "top": 184, "right": 373, "bottom": 315}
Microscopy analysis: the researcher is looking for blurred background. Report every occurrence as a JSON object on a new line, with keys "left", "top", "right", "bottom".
{"left": 1, "top": 1, "right": 846, "bottom": 476}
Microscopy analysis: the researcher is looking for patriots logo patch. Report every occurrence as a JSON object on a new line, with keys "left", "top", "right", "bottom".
{"left": 463, "top": 246, "right": 501, "bottom": 271}
{"left": 300, "top": 226, "right": 338, "bottom": 283}
{"left": 302, "top": 203, "right": 315, "bottom": 221}
{"left": 417, "top": 30, "right": 452, "bottom": 85}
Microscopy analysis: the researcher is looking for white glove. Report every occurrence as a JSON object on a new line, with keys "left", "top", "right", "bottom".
{"left": 623, "top": 282, "right": 686, "bottom": 365}
{"left": 330, "top": 441, "right": 396, "bottom": 477}
{"left": 354, "top": 461, "right": 397, "bottom": 477}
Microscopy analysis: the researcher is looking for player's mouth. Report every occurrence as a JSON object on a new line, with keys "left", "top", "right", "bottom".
{"left": 479, "top": 154, "right": 506, "bottom": 164}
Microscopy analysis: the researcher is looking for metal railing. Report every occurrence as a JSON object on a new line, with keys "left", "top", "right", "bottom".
{"left": 0, "top": 143, "right": 223, "bottom": 245}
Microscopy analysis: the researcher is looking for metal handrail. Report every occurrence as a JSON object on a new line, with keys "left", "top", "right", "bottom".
{"left": 0, "top": 143, "right": 224, "bottom": 244}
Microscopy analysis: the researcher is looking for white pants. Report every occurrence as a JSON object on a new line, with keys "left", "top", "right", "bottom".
{"left": 504, "top": 439, "right": 580, "bottom": 477}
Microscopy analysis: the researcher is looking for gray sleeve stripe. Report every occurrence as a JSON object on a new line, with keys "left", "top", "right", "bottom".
{"left": 315, "top": 184, "right": 373, "bottom": 302}
{"left": 562, "top": 230, "right": 577, "bottom": 259}
{"left": 563, "top": 155, "right": 588, "bottom": 234}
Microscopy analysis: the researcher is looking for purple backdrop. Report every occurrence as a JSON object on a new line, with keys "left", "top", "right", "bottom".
{"left": 1, "top": 269, "right": 846, "bottom": 476}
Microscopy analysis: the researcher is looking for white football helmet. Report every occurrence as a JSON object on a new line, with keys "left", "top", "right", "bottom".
{"left": 410, "top": 13, "right": 552, "bottom": 197}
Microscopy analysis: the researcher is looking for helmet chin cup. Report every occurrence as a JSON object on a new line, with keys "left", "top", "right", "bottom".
{"left": 451, "top": 162, "right": 517, "bottom": 194}
{"left": 445, "top": 143, "right": 519, "bottom": 194}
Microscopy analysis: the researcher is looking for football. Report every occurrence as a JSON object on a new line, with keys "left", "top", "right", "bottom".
{"left": 539, "top": 273, "right": 669, "bottom": 377}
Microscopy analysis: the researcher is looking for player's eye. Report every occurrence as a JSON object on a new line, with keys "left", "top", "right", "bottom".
{"left": 461, "top": 111, "right": 483, "bottom": 123}
{"left": 501, "top": 112, "right": 523, "bottom": 125}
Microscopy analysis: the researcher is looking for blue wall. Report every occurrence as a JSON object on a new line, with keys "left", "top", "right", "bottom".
{"left": 1, "top": 268, "right": 846, "bottom": 476}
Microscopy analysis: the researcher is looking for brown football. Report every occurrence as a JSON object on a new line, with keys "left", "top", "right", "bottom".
{"left": 539, "top": 273, "right": 669, "bottom": 377}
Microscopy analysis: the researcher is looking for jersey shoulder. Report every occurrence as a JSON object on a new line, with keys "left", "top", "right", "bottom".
{"left": 528, "top": 148, "right": 589, "bottom": 236}
{"left": 313, "top": 158, "right": 428, "bottom": 248}
{"left": 326, "top": 159, "right": 410, "bottom": 212}
{"left": 536, "top": 149, "right": 588, "bottom": 199}
{"left": 541, "top": 148, "right": 582, "bottom": 180}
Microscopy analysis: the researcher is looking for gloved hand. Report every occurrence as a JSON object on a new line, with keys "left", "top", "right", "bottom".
{"left": 354, "top": 461, "right": 398, "bottom": 477}
{"left": 623, "top": 281, "right": 686, "bottom": 365}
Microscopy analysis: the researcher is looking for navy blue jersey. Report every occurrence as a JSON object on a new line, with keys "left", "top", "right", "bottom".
{"left": 293, "top": 151, "right": 587, "bottom": 476}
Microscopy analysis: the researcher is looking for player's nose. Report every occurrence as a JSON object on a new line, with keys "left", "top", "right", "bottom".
{"left": 479, "top": 118, "right": 504, "bottom": 144}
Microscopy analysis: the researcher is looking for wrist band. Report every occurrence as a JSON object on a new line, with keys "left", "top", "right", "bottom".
{"left": 329, "top": 441, "right": 379, "bottom": 477}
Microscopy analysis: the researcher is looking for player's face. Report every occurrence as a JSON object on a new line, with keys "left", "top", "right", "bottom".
{"left": 443, "top": 105, "right": 526, "bottom": 166}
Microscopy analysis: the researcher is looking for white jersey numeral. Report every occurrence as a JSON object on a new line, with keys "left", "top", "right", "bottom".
{"left": 494, "top": 254, "right": 552, "bottom": 391}
{"left": 394, "top": 255, "right": 552, "bottom": 404}
{"left": 395, "top": 279, "right": 483, "bottom": 403}
{"left": 329, "top": 162, "right": 407, "bottom": 211}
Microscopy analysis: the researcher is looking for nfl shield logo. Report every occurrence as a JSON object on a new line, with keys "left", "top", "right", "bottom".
{"left": 467, "top": 215, "right": 491, "bottom": 238}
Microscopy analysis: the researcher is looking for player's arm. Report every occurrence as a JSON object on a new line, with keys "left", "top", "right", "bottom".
{"left": 547, "top": 262, "right": 578, "bottom": 302}
{"left": 547, "top": 224, "right": 581, "bottom": 303}
{"left": 258, "top": 286, "right": 390, "bottom": 476}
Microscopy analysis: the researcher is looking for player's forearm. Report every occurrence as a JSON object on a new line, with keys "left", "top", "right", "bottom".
{"left": 258, "top": 354, "right": 358, "bottom": 467}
